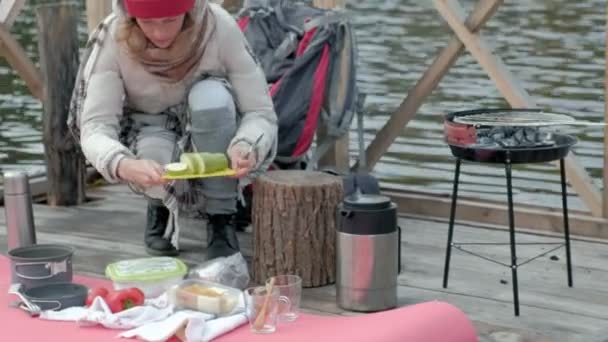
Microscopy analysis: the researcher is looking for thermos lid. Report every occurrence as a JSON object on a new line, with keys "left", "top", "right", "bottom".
{"left": 2, "top": 171, "right": 31, "bottom": 195}
{"left": 344, "top": 192, "right": 392, "bottom": 211}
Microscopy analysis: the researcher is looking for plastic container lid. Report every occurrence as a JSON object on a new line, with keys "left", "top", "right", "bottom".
{"left": 105, "top": 257, "right": 188, "bottom": 283}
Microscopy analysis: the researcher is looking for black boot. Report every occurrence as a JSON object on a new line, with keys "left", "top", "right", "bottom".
{"left": 145, "top": 201, "right": 179, "bottom": 256}
{"left": 206, "top": 214, "right": 240, "bottom": 260}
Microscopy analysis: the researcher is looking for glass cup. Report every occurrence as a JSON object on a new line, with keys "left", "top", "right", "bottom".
{"left": 266, "top": 274, "right": 302, "bottom": 322}
{"left": 244, "top": 286, "right": 291, "bottom": 334}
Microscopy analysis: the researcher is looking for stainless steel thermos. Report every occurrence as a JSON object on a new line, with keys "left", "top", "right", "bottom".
{"left": 336, "top": 191, "right": 400, "bottom": 312}
{"left": 3, "top": 171, "right": 37, "bottom": 250}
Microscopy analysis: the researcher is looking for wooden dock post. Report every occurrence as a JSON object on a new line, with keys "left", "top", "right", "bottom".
{"left": 313, "top": 0, "right": 350, "bottom": 173}
{"left": 36, "top": 2, "right": 86, "bottom": 206}
{"left": 252, "top": 170, "right": 343, "bottom": 287}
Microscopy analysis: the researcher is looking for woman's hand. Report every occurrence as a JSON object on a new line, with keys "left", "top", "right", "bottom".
{"left": 117, "top": 158, "right": 166, "bottom": 188}
{"left": 227, "top": 143, "right": 256, "bottom": 178}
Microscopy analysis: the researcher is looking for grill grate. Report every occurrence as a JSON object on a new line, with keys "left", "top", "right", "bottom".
{"left": 453, "top": 111, "right": 604, "bottom": 127}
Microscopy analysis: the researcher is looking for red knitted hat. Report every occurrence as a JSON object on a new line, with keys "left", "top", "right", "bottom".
{"left": 123, "top": 0, "right": 195, "bottom": 19}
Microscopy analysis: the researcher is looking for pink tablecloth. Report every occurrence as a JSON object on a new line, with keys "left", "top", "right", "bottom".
{"left": 217, "top": 300, "right": 478, "bottom": 342}
{"left": 0, "top": 256, "right": 477, "bottom": 342}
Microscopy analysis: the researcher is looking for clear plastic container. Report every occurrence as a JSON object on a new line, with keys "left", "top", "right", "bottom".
{"left": 169, "top": 279, "right": 241, "bottom": 315}
{"left": 105, "top": 257, "right": 188, "bottom": 298}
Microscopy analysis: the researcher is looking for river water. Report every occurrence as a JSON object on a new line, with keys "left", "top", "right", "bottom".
{"left": 0, "top": 0, "right": 605, "bottom": 211}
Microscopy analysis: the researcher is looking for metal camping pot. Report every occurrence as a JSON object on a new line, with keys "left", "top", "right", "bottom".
{"left": 8, "top": 244, "right": 75, "bottom": 289}
{"left": 336, "top": 191, "right": 400, "bottom": 312}
{"left": 9, "top": 283, "right": 88, "bottom": 316}
{"left": 23, "top": 283, "right": 88, "bottom": 311}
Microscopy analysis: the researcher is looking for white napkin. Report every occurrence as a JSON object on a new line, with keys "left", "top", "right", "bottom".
{"left": 119, "top": 294, "right": 248, "bottom": 342}
{"left": 199, "top": 313, "right": 248, "bottom": 341}
{"left": 119, "top": 311, "right": 247, "bottom": 342}
{"left": 39, "top": 294, "right": 174, "bottom": 330}
{"left": 39, "top": 291, "right": 248, "bottom": 341}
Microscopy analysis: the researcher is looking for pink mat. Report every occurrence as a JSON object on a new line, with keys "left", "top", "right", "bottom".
{"left": 217, "top": 300, "right": 478, "bottom": 342}
{"left": 0, "top": 256, "right": 477, "bottom": 341}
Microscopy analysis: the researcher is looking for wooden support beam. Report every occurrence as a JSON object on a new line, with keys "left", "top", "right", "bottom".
{"left": 433, "top": 0, "right": 603, "bottom": 217}
{"left": 0, "top": 0, "right": 25, "bottom": 28}
{"left": 36, "top": 3, "right": 86, "bottom": 206}
{"left": 383, "top": 189, "right": 608, "bottom": 240}
{"left": 0, "top": 24, "right": 43, "bottom": 100}
{"left": 564, "top": 153, "right": 603, "bottom": 217}
{"left": 433, "top": 0, "right": 532, "bottom": 106}
{"left": 362, "top": 0, "right": 503, "bottom": 171}
{"left": 85, "top": 0, "right": 111, "bottom": 33}
{"left": 313, "top": 0, "right": 350, "bottom": 173}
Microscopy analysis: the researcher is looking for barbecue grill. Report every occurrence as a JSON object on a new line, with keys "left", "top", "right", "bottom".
{"left": 444, "top": 108, "right": 577, "bottom": 163}
{"left": 441, "top": 108, "right": 574, "bottom": 316}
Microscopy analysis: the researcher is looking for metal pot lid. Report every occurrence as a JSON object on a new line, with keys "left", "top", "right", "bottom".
{"left": 344, "top": 192, "right": 391, "bottom": 210}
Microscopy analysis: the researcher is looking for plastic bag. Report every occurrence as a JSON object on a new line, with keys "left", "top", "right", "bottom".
{"left": 187, "top": 253, "right": 250, "bottom": 290}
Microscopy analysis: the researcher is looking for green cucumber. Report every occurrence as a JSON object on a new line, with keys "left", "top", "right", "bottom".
{"left": 165, "top": 162, "right": 188, "bottom": 176}
{"left": 180, "top": 153, "right": 229, "bottom": 174}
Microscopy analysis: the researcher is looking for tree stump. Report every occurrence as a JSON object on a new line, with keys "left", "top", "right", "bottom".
{"left": 252, "top": 170, "right": 344, "bottom": 287}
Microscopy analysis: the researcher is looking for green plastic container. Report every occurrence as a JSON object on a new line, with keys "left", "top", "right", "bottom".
{"left": 105, "top": 257, "right": 188, "bottom": 298}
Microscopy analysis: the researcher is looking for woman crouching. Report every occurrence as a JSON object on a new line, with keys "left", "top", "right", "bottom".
{"left": 68, "top": 0, "right": 277, "bottom": 259}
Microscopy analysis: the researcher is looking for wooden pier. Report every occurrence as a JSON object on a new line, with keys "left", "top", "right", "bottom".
{"left": 1, "top": 1, "right": 608, "bottom": 341}
{"left": 2, "top": 183, "right": 608, "bottom": 342}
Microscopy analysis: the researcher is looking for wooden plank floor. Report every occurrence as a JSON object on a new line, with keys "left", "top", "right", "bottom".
{"left": 1, "top": 183, "right": 608, "bottom": 342}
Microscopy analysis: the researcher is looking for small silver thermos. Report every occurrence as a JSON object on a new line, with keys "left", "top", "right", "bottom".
{"left": 3, "top": 171, "right": 37, "bottom": 250}
{"left": 336, "top": 192, "right": 400, "bottom": 312}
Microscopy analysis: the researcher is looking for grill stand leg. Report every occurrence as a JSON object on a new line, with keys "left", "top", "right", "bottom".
{"left": 505, "top": 157, "right": 519, "bottom": 316}
{"left": 560, "top": 158, "right": 573, "bottom": 287}
{"left": 443, "top": 158, "right": 461, "bottom": 288}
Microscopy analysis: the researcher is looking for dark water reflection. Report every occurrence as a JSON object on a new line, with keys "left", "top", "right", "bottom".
{"left": 0, "top": 0, "right": 605, "bottom": 210}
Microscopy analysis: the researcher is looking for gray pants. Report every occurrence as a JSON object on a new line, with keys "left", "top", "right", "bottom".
{"left": 132, "top": 79, "right": 238, "bottom": 214}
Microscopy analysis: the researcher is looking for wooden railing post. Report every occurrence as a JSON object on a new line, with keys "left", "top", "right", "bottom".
{"left": 313, "top": 0, "right": 350, "bottom": 173}
{"left": 85, "top": 0, "right": 112, "bottom": 33}
{"left": 36, "top": 2, "right": 86, "bottom": 206}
